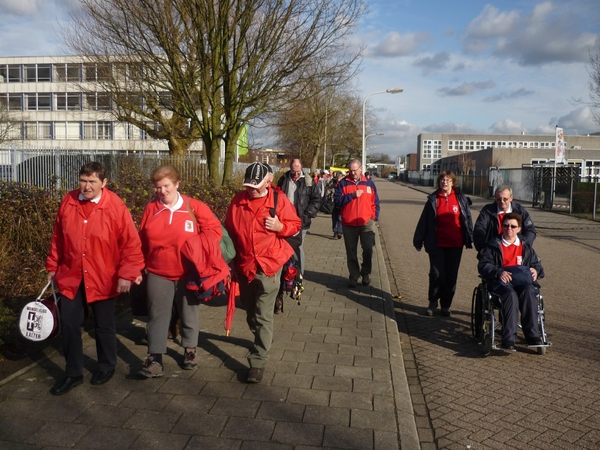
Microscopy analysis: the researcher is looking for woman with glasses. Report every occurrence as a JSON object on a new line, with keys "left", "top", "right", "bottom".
{"left": 413, "top": 171, "right": 474, "bottom": 317}
{"left": 478, "top": 212, "right": 544, "bottom": 351}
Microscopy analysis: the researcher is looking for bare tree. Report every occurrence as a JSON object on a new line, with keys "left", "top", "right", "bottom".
{"left": 274, "top": 82, "right": 362, "bottom": 172}
{"left": 0, "top": 103, "right": 22, "bottom": 144}
{"left": 64, "top": 0, "right": 364, "bottom": 184}
{"left": 457, "top": 152, "right": 475, "bottom": 175}
{"left": 587, "top": 49, "right": 600, "bottom": 125}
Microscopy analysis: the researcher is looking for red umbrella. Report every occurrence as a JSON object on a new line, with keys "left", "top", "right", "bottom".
{"left": 225, "top": 280, "right": 239, "bottom": 336}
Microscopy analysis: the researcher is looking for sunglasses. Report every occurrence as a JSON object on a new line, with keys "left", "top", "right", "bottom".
{"left": 502, "top": 224, "right": 519, "bottom": 229}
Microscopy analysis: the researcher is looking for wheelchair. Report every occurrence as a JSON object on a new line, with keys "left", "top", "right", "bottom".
{"left": 471, "top": 279, "right": 551, "bottom": 355}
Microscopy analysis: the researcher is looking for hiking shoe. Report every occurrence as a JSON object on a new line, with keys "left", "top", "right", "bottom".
{"left": 501, "top": 341, "right": 516, "bottom": 351}
{"left": 274, "top": 294, "right": 284, "bottom": 314}
{"left": 426, "top": 301, "right": 437, "bottom": 316}
{"left": 183, "top": 349, "right": 198, "bottom": 370}
{"left": 441, "top": 308, "right": 451, "bottom": 317}
{"left": 526, "top": 337, "right": 543, "bottom": 346}
{"left": 247, "top": 367, "right": 264, "bottom": 383}
{"left": 138, "top": 356, "right": 164, "bottom": 378}
{"left": 361, "top": 274, "right": 371, "bottom": 286}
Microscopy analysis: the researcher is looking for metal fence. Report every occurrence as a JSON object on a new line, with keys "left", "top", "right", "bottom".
{"left": 0, "top": 145, "right": 247, "bottom": 190}
{"left": 405, "top": 166, "right": 600, "bottom": 220}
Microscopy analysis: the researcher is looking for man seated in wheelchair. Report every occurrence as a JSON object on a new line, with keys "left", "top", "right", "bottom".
{"left": 477, "top": 212, "right": 544, "bottom": 351}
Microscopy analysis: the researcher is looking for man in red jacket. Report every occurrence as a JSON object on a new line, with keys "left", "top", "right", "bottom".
{"left": 46, "top": 162, "right": 144, "bottom": 395}
{"left": 225, "top": 162, "right": 302, "bottom": 383}
{"left": 334, "top": 159, "right": 380, "bottom": 287}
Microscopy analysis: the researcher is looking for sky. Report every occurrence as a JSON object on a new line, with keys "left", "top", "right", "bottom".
{"left": 0, "top": 0, "right": 599, "bottom": 160}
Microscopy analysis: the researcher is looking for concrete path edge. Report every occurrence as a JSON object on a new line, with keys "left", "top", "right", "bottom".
{"left": 375, "top": 227, "right": 421, "bottom": 450}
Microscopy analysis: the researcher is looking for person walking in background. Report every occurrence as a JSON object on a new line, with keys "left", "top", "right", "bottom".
{"left": 334, "top": 159, "right": 380, "bottom": 287}
{"left": 331, "top": 171, "right": 344, "bottom": 239}
{"left": 275, "top": 158, "right": 321, "bottom": 312}
{"left": 138, "top": 165, "right": 222, "bottom": 377}
{"left": 413, "top": 171, "right": 473, "bottom": 317}
{"left": 46, "top": 161, "right": 144, "bottom": 395}
{"left": 474, "top": 185, "right": 536, "bottom": 256}
{"left": 225, "top": 162, "right": 302, "bottom": 383}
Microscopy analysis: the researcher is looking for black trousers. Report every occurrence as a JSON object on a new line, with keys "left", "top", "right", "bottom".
{"left": 58, "top": 283, "right": 117, "bottom": 377}
{"left": 427, "top": 247, "right": 463, "bottom": 309}
{"left": 492, "top": 283, "right": 539, "bottom": 344}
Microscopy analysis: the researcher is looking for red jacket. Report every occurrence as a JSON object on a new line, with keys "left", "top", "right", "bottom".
{"left": 46, "top": 188, "right": 144, "bottom": 303}
{"left": 225, "top": 186, "right": 302, "bottom": 281}
{"left": 334, "top": 174, "right": 380, "bottom": 227}
{"left": 139, "top": 195, "right": 222, "bottom": 280}
{"left": 181, "top": 231, "right": 230, "bottom": 293}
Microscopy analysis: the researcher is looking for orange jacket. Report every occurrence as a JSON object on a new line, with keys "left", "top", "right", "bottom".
{"left": 225, "top": 186, "right": 302, "bottom": 281}
{"left": 46, "top": 188, "right": 144, "bottom": 302}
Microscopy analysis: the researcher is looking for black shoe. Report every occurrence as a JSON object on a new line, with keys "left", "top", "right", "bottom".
{"left": 336, "top": 233, "right": 342, "bottom": 239}
{"left": 91, "top": 370, "right": 115, "bottom": 386}
{"left": 50, "top": 376, "right": 84, "bottom": 395}
{"left": 348, "top": 278, "right": 357, "bottom": 288}
{"left": 527, "top": 337, "right": 543, "bottom": 346}
{"left": 501, "top": 341, "right": 516, "bottom": 351}
{"left": 361, "top": 274, "right": 370, "bottom": 286}
{"left": 247, "top": 367, "right": 264, "bottom": 383}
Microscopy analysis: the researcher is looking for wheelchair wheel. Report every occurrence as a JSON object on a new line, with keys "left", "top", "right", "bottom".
{"left": 471, "top": 285, "right": 485, "bottom": 341}
{"left": 537, "top": 346, "right": 546, "bottom": 355}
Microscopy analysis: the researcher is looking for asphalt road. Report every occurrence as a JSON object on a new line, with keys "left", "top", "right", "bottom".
{"left": 376, "top": 179, "right": 600, "bottom": 450}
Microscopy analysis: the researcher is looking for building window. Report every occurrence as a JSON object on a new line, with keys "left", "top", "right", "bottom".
{"left": 432, "top": 163, "right": 441, "bottom": 175}
{"left": 24, "top": 64, "right": 51, "bottom": 82}
{"left": 84, "top": 121, "right": 112, "bottom": 139}
{"left": 26, "top": 93, "right": 52, "bottom": 111}
{"left": 24, "top": 122, "right": 52, "bottom": 139}
{"left": 433, "top": 140, "right": 441, "bottom": 158}
{"left": 423, "top": 140, "right": 432, "bottom": 158}
{"left": 0, "top": 93, "right": 22, "bottom": 111}
{"left": 56, "top": 93, "right": 81, "bottom": 110}
{"left": 1, "top": 65, "right": 22, "bottom": 82}
{"left": 55, "top": 63, "right": 81, "bottom": 82}
{"left": 85, "top": 93, "right": 111, "bottom": 111}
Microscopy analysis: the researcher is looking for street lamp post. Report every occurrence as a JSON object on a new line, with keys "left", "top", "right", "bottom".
{"left": 364, "top": 132, "right": 384, "bottom": 168}
{"left": 362, "top": 88, "right": 403, "bottom": 169}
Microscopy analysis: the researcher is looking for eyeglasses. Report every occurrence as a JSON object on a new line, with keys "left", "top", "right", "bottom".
{"left": 502, "top": 224, "right": 519, "bottom": 229}
{"left": 495, "top": 197, "right": 511, "bottom": 202}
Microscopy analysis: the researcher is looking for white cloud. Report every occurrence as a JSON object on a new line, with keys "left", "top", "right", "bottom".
{"left": 0, "top": 0, "right": 44, "bottom": 16}
{"left": 550, "top": 107, "right": 598, "bottom": 135}
{"left": 437, "top": 80, "right": 495, "bottom": 97}
{"left": 413, "top": 51, "right": 450, "bottom": 75}
{"left": 364, "top": 31, "right": 430, "bottom": 58}
{"left": 463, "top": 1, "right": 600, "bottom": 66}
{"left": 489, "top": 119, "right": 525, "bottom": 134}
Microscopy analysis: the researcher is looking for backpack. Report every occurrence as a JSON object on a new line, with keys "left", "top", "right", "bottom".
{"left": 186, "top": 199, "right": 236, "bottom": 264}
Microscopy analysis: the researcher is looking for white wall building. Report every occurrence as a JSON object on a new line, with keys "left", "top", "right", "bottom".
{"left": 0, "top": 56, "right": 203, "bottom": 153}
{"left": 417, "top": 132, "right": 600, "bottom": 176}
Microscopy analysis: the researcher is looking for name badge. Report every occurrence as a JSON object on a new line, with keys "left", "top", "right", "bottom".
{"left": 517, "top": 256, "right": 523, "bottom": 265}
{"left": 185, "top": 220, "right": 195, "bottom": 233}
{"left": 366, "top": 186, "right": 372, "bottom": 194}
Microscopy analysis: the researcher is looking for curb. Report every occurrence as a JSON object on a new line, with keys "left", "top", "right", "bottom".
{"left": 375, "top": 227, "right": 421, "bottom": 450}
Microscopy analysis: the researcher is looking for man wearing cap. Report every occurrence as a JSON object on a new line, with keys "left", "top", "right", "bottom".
{"left": 334, "top": 159, "right": 380, "bottom": 287}
{"left": 275, "top": 158, "right": 321, "bottom": 311}
{"left": 225, "top": 162, "right": 302, "bottom": 383}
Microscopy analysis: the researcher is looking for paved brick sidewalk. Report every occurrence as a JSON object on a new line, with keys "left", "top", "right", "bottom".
{"left": 0, "top": 213, "right": 419, "bottom": 450}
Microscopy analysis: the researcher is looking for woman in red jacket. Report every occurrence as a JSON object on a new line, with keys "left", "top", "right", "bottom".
{"left": 138, "top": 165, "right": 222, "bottom": 377}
